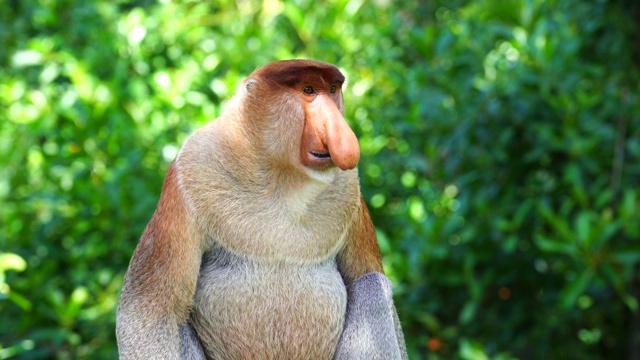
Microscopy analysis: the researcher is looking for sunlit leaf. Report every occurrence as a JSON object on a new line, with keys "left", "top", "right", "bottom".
{"left": 459, "top": 338, "right": 490, "bottom": 360}
{"left": 0, "top": 253, "right": 27, "bottom": 273}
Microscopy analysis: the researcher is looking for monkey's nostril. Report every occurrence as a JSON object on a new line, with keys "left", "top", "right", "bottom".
{"left": 310, "top": 151, "right": 331, "bottom": 160}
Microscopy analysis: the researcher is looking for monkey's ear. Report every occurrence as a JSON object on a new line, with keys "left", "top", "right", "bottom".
{"left": 246, "top": 79, "right": 256, "bottom": 91}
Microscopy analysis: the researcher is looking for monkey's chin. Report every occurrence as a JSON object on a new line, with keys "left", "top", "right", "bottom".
{"left": 303, "top": 165, "right": 339, "bottom": 184}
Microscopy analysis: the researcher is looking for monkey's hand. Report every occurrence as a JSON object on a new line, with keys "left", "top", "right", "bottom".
{"left": 334, "top": 272, "right": 408, "bottom": 360}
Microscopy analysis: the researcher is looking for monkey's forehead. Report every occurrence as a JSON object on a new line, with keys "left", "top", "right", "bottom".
{"left": 250, "top": 60, "right": 345, "bottom": 87}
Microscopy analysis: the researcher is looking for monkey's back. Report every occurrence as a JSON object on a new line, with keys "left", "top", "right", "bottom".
{"left": 191, "top": 247, "right": 347, "bottom": 360}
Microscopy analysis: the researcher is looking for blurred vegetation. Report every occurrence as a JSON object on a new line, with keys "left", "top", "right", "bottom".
{"left": 1, "top": 0, "right": 639, "bottom": 359}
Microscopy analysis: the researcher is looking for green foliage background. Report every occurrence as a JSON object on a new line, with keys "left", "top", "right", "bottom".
{"left": 1, "top": 0, "right": 639, "bottom": 359}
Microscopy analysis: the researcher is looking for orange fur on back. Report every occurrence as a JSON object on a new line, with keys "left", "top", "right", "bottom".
{"left": 337, "top": 196, "right": 384, "bottom": 286}
{"left": 117, "top": 163, "right": 203, "bottom": 358}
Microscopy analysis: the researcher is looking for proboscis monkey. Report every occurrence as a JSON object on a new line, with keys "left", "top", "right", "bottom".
{"left": 116, "top": 60, "right": 407, "bottom": 360}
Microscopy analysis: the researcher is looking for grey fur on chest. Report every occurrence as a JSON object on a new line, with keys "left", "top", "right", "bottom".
{"left": 189, "top": 246, "right": 347, "bottom": 360}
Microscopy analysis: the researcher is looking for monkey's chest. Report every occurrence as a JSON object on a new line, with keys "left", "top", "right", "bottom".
{"left": 190, "top": 253, "right": 347, "bottom": 360}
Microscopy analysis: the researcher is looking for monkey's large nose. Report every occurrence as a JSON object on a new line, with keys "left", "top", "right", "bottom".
{"left": 300, "top": 95, "right": 360, "bottom": 171}
{"left": 324, "top": 109, "right": 360, "bottom": 171}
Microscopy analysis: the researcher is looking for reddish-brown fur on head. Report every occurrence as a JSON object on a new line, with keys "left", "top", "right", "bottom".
{"left": 246, "top": 60, "right": 360, "bottom": 172}
{"left": 252, "top": 60, "right": 346, "bottom": 87}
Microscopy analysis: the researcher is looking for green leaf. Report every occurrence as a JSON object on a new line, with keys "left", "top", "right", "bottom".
{"left": 534, "top": 234, "right": 576, "bottom": 256}
{"left": 459, "top": 301, "right": 478, "bottom": 325}
{"left": 538, "top": 202, "right": 575, "bottom": 242}
{"left": 622, "top": 293, "right": 639, "bottom": 312}
{"left": 575, "top": 212, "right": 591, "bottom": 246}
{"left": 0, "top": 253, "right": 27, "bottom": 273}
{"left": 559, "top": 269, "right": 594, "bottom": 310}
{"left": 611, "top": 246, "right": 640, "bottom": 265}
{"left": 8, "top": 291, "right": 33, "bottom": 311}
{"left": 459, "top": 338, "right": 490, "bottom": 360}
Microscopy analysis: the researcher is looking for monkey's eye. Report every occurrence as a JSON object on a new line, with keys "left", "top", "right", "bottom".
{"left": 330, "top": 85, "right": 337, "bottom": 93}
{"left": 302, "top": 86, "right": 315, "bottom": 95}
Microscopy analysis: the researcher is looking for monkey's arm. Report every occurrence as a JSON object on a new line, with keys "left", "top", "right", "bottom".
{"left": 116, "top": 163, "right": 204, "bottom": 360}
{"left": 335, "top": 196, "right": 408, "bottom": 360}
{"left": 336, "top": 196, "right": 384, "bottom": 286}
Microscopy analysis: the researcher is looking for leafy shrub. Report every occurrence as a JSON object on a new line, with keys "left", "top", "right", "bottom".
{"left": 1, "top": 0, "right": 638, "bottom": 359}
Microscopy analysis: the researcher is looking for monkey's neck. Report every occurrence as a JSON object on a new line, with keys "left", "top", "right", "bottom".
{"left": 178, "top": 119, "right": 360, "bottom": 264}
{"left": 265, "top": 169, "right": 336, "bottom": 220}
{"left": 218, "top": 115, "right": 341, "bottom": 220}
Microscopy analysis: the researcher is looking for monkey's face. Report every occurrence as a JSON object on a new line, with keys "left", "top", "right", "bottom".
{"left": 298, "top": 82, "right": 358, "bottom": 172}
{"left": 244, "top": 60, "right": 360, "bottom": 182}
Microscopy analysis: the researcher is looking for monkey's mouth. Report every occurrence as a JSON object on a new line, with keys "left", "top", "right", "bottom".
{"left": 309, "top": 151, "right": 331, "bottom": 160}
